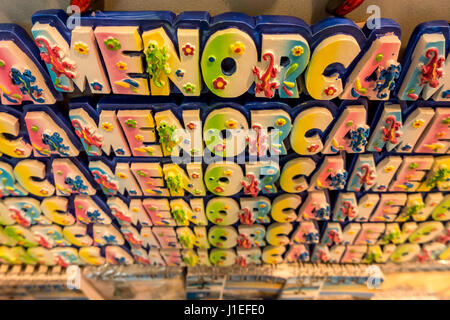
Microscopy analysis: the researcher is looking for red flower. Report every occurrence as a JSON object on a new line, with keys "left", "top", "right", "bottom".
{"left": 187, "top": 122, "right": 196, "bottom": 130}
{"left": 213, "top": 77, "right": 227, "bottom": 90}
{"left": 307, "top": 144, "right": 319, "bottom": 152}
{"left": 14, "top": 148, "right": 25, "bottom": 156}
{"left": 182, "top": 44, "right": 195, "bottom": 56}
{"left": 324, "top": 86, "right": 337, "bottom": 96}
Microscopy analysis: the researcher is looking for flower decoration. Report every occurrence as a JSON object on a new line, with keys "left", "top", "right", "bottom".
{"left": 413, "top": 119, "right": 424, "bottom": 128}
{"left": 441, "top": 117, "right": 450, "bottom": 125}
{"left": 213, "top": 77, "right": 227, "bottom": 90}
{"left": 116, "top": 61, "right": 127, "bottom": 71}
{"left": 182, "top": 44, "right": 195, "bottom": 56}
{"left": 101, "top": 122, "right": 114, "bottom": 131}
{"left": 384, "top": 166, "right": 394, "bottom": 173}
{"left": 90, "top": 81, "right": 103, "bottom": 91}
{"left": 276, "top": 118, "right": 286, "bottom": 126}
{"left": 363, "top": 202, "right": 373, "bottom": 208}
{"left": 136, "top": 170, "right": 147, "bottom": 177}
{"left": 191, "top": 173, "right": 199, "bottom": 179}
{"left": 225, "top": 119, "right": 237, "bottom": 129}
{"left": 74, "top": 41, "right": 89, "bottom": 54}
{"left": 307, "top": 144, "right": 319, "bottom": 153}
{"left": 104, "top": 37, "right": 121, "bottom": 51}
{"left": 214, "top": 144, "right": 225, "bottom": 152}
{"left": 408, "top": 162, "right": 419, "bottom": 169}
{"left": 183, "top": 83, "right": 196, "bottom": 94}
{"left": 425, "top": 143, "right": 444, "bottom": 152}
{"left": 407, "top": 91, "right": 419, "bottom": 100}
{"left": 230, "top": 42, "right": 245, "bottom": 55}
{"left": 175, "top": 69, "right": 184, "bottom": 78}
{"left": 324, "top": 86, "right": 337, "bottom": 96}
{"left": 116, "top": 172, "right": 127, "bottom": 179}
{"left": 187, "top": 122, "right": 196, "bottom": 130}
{"left": 125, "top": 119, "right": 137, "bottom": 128}
{"left": 292, "top": 46, "right": 304, "bottom": 56}
{"left": 14, "top": 148, "right": 25, "bottom": 156}
{"left": 135, "top": 146, "right": 155, "bottom": 155}
{"left": 135, "top": 134, "right": 143, "bottom": 142}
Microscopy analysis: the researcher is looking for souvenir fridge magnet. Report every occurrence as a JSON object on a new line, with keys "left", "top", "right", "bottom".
{"left": 291, "top": 221, "right": 320, "bottom": 244}
{"left": 13, "top": 159, "right": 55, "bottom": 197}
{"left": 290, "top": 103, "right": 334, "bottom": 156}
{"left": 346, "top": 154, "right": 376, "bottom": 192}
{"left": 341, "top": 19, "right": 401, "bottom": 101}
{"left": 203, "top": 105, "right": 248, "bottom": 158}
{"left": 2, "top": 197, "right": 44, "bottom": 227}
{"left": 24, "top": 105, "right": 82, "bottom": 157}
{"left": 298, "top": 191, "right": 331, "bottom": 221}
{"left": 396, "top": 21, "right": 449, "bottom": 101}
{"left": 201, "top": 16, "right": 258, "bottom": 98}
{"left": 0, "top": 107, "right": 32, "bottom": 158}
{"left": 79, "top": 246, "right": 106, "bottom": 266}
{"left": 246, "top": 102, "right": 292, "bottom": 156}
{"left": 280, "top": 157, "right": 315, "bottom": 193}
{"left": 0, "top": 24, "right": 60, "bottom": 105}
{"left": 389, "top": 156, "right": 434, "bottom": 192}
{"left": 395, "top": 105, "right": 435, "bottom": 153}
{"left": 322, "top": 102, "right": 369, "bottom": 154}
{"left": 366, "top": 103, "right": 403, "bottom": 152}
{"left": 69, "top": 100, "right": 132, "bottom": 157}
{"left": 53, "top": 158, "right": 97, "bottom": 196}
{"left": 430, "top": 194, "right": 450, "bottom": 221}
{"left": 414, "top": 108, "right": 450, "bottom": 154}
{"left": 31, "top": 10, "right": 111, "bottom": 94}
{"left": 240, "top": 196, "right": 272, "bottom": 224}
{"left": 305, "top": 17, "right": 364, "bottom": 100}
{"left": 308, "top": 155, "right": 347, "bottom": 191}
{"left": 32, "top": 224, "right": 71, "bottom": 248}
{"left": 254, "top": 15, "right": 311, "bottom": 98}
{"left": 93, "top": 224, "right": 125, "bottom": 246}
{"left": 418, "top": 156, "right": 450, "bottom": 192}
{"left": 332, "top": 192, "right": 358, "bottom": 222}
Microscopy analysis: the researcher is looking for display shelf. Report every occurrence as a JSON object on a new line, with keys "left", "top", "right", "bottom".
{"left": 0, "top": 264, "right": 87, "bottom": 300}
{"left": 1, "top": 262, "right": 449, "bottom": 299}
